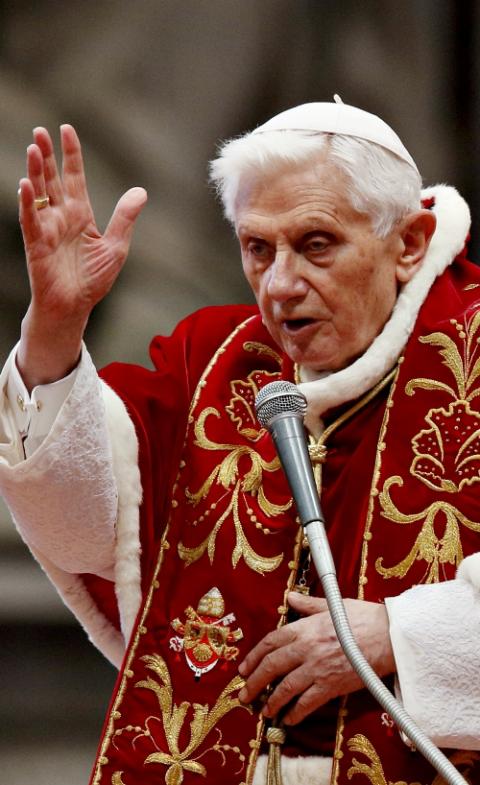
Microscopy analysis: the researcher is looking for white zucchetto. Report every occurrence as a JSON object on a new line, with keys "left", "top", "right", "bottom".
{"left": 252, "top": 96, "right": 418, "bottom": 172}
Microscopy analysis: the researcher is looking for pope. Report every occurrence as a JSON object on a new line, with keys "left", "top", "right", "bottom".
{"left": 1, "top": 98, "right": 480, "bottom": 785}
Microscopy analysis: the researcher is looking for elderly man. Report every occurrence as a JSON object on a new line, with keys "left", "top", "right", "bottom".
{"left": 1, "top": 100, "right": 480, "bottom": 785}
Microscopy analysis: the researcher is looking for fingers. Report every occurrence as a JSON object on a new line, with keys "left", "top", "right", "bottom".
{"left": 287, "top": 591, "right": 329, "bottom": 616}
{"left": 239, "top": 640, "right": 299, "bottom": 704}
{"left": 28, "top": 124, "right": 91, "bottom": 206}
{"left": 18, "top": 178, "right": 43, "bottom": 246}
{"left": 33, "top": 126, "right": 64, "bottom": 205}
{"left": 60, "top": 124, "right": 90, "bottom": 202}
{"left": 237, "top": 596, "right": 335, "bottom": 721}
{"left": 104, "top": 187, "right": 148, "bottom": 247}
{"left": 238, "top": 596, "right": 330, "bottom": 698}
{"left": 238, "top": 636, "right": 329, "bottom": 722}
{"left": 239, "top": 622, "right": 297, "bottom": 681}
{"left": 27, "top": 144, "right": 47, "bottom": 199}
{"left": 262, "top": 664, "right": 313, "bottom": 719}
{"left": 282, "top": 682, "right": 326, "bottom": 726}
{"left": 235, "top": 597, "right": 383, "bottom": 727}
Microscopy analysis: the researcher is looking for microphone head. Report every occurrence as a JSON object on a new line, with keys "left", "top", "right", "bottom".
{"left": 255, "top": 380, "right": 307, "bottom": 428}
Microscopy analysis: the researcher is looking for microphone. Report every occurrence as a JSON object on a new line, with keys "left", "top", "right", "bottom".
{"left": 255, "top": 379, "right": 467, "bottom": 785}
{"left": 255, "top": 380, "right": 335, "bottom": 578}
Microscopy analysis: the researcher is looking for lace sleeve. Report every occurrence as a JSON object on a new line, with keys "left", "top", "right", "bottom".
{"left": 0, "top": 348, "right": 117, "bottom": 579}
{"left": 385, "top": 564, "right": 480, "bottom": 750}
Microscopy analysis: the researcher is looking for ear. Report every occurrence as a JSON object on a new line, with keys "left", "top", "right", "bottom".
{"left": 395, "top": 209, "right": 437, "bottom": 284}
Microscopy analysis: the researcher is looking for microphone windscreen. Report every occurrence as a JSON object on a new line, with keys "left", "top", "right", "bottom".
{"left": 255, "top": 380, "right": 307, "bottom": 427}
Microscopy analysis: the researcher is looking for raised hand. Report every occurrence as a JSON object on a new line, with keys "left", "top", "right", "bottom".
{"left": 17, "top": 125, "right": 147, "bottom": 389}
{"left": 238, "top": 591, "right": 395, "bottom": 726}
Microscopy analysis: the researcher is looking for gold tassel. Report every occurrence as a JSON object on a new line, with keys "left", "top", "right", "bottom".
{"left": 266, "top": 725, "right": 286, "bottom": 785}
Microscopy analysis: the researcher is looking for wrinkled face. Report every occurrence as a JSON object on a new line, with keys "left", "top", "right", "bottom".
{"left": 235, "top": 158, "right": 406, "bottom": 372}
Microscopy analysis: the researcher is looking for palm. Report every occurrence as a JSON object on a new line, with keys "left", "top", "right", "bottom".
{"left": 27, "top": 196, "right": 116, "bottom": 315}
{"left": 20, "top": 125, "right": 147, "bottom": 323}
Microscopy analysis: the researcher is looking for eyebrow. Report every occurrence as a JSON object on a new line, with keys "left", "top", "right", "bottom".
{"left": 236, "top": 223, "right": 261, "bottom": 238}
{"left": 236, "top": 216, "right": 340, "bottom": 241}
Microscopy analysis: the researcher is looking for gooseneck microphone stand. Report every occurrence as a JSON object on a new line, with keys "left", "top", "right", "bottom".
{"left": 255, "top": 380, "right": 468, "bottom": 785}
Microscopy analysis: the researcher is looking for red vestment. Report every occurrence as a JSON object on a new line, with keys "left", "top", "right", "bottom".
{"left": 82, "top": 256, "right": 480, "bottom": 785}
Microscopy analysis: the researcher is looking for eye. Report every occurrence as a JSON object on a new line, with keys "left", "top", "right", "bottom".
{"left": 301, "top": 232, "right": 336, "bottom": 263}
{"left": 303, "top": 236, "right": 329, "bottom": 255}
{"left": 246, "top": 239, "right": 273, "bottom": 262}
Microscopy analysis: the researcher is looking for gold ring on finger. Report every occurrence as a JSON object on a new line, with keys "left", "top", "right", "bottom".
{"left": 34, "top": 195, "right": 50, "bottom": 210}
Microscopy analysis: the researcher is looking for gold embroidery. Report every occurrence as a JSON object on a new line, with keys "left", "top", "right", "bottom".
{"left": 179, "top": 362, "right": 292, "bottom": 573}
{"left": 243, "top": 341, "right": 283, "bottom": 366}
{"left": 347, "top": 734, "right": 421, "bottom": 784}
{"left": 464, "top": 283, "right": 480, "bottom": 291}
{"left": 410, "top": 400, "right": 480, "bottom": 492}
{"left": 406, "top": 313, "right": 480, "bottom": 491}
{"left": 376, "top": 476, "right": 480, "bottom": 582}
{"left": 331, "top": 700, "right": 348, "bottom": 785}
{"left": 92, "top": 529, "right": 173, "bottom": 785}
{"left": 407, "top": 313, "right": 480, "bottom": 400}
{"left": 374, "top": 310, "right": 480, "bottom": 583}
{"left": 180, "top": 479, "right": 285, "bottom": 574}
{"left": 226, "top": 371, "right": 280, "bottom": 443}
{"left": 225, "top": 342, "right": 281, "bottom": 441}
{"left": 93, "top": 318, "right": 275, "bottom": 785}
{"left": 111, "top": 774, "right": 126, "bottom": 785}
{"left": 358, "top": 366, "right": 401, "bottom": 598}
{"left": 112, "top": 654, "right": 251, "bottom": 785}
{"left": 170, "top": 587, "right": 244, "bottom": 679}
{"left": 347, "top": 734, "right": 479, "bottom": 785}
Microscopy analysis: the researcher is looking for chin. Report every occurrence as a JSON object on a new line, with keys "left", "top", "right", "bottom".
{"left": 297, "top": 350, "right": 352, "bottom": 374}
{"left": 290, "top": 352, "right": 336, "bottom": 373}
{"left": 282, "top": 336, "right": 345, "bottom": 372}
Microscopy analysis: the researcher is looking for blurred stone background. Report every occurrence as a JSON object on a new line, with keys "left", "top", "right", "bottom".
{"left": 0, "top": 1, "right": 478, "bottom": 782}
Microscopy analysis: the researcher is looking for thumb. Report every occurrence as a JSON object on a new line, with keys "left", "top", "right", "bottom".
{"left": 288, "top": 591, "right": 329, "bottom": 616}
{"left": 104, "top": 186, "right": 148, "bottom": 246}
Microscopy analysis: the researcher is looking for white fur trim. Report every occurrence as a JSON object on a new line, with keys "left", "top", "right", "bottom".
{"left": 299, "top": 185, "right": 471, "bottom": 435}
{"left": 41, "top": 382, "right": 143, "bottom": 667}
{"left": 252, "top": 754, "right": 332, "bottom": 785}
{"left": 457, "top": 552, "right": 480, "bottom": 591}
{"left": 101, "top": 381, "right": 143, "bottom": 645}
{"left": 29, "top": 544, "right": 125, "bottom": 667}
{"left": 0, "top": 346, "right": 127, "bottom": 667}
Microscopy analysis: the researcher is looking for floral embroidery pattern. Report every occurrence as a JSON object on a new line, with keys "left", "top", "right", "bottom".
{"left": 111, "top": 654, "right": 250, "bottom": 785}
{"left": 376, "top": 306, "right": 480, "bottom": 584}
{"left": 406, "top": 310, "right": 480, "bottom": 491}
{"left": 376, "top": 476, "right": 480, "bottom": 583}
{"left": 347, "top": 734, "right": 419, "bottom": 785}
{"left": 346, "top": 734, "right": 479, "bottom": 785}
{"left": 411, "top": 401, "right": 480, "bottom": 492}
{"left": 178, "top": 343, "right": 292, "bottom": 574}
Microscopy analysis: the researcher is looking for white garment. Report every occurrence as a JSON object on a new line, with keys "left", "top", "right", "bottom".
{"left": 5, "top": 344, "right": 78, "bottom": 458}
{"left": 0, "top": 347, "right": 116, "bottom": 579}
{"left": 386, "top": 570, "right": 480, "bottom": 750}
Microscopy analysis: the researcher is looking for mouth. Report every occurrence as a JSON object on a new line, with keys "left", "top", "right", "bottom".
{"left": 282, "top": 318, "right": 317, "bottom": 333}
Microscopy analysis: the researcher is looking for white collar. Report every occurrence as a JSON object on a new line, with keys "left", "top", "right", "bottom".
{"left": 298, "top": 185, "right": 471, "bottom": 435}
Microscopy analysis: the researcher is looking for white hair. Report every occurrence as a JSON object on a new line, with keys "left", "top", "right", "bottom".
{"left": 209, "top": 130, "right": 422, "bottom": 238}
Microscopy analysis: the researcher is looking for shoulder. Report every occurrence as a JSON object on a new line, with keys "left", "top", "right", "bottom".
{"left": 148, "top": 303, "right": 259, "bottom": 385}
{"left": 149, "top": 304, "right": 259, "bottom": 363}
{"left": 99, "top": 303, "right": 260, "bottom": 412}
{"left": 425, "top": 256, "right": 480, "bottom": 320}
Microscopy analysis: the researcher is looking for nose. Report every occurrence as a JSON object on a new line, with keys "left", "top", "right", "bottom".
{"left": 266, "top": 251, "right": 307, "bottom": 302}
